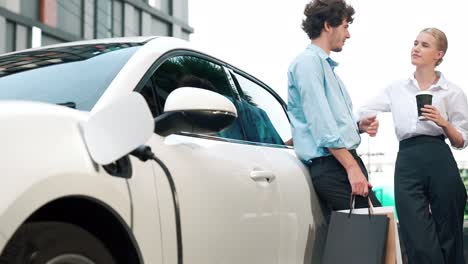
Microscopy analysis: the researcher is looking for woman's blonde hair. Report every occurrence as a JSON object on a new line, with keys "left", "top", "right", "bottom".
{"left": 420, "top": 27, "right": 448, "bottom": 66}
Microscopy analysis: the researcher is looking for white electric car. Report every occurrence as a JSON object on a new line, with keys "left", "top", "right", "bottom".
{"left": 0, "top": 36, "right": 327, "bottom": 264}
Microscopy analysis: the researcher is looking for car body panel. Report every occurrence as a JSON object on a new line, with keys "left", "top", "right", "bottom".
{"left": 0, "top": 101, "right": 132, "bottom": 251}
{"left": 261, "top": 146, "right": 327, "bottom": 263}
{"left": 0, "top": 36, "right": 321, "bottom": 263}
{"left": 127, "top": 159, "right": 165, "bottom": 264}
{"left": 144, "top": 133, "right": 281, "bottom": 263}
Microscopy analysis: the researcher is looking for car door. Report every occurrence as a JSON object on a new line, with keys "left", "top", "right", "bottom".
{"left": 136, "top": 53, "right": 281, "bottom": 264}
{"left": 228, "top": 69, "right": 328, "bottom": 263}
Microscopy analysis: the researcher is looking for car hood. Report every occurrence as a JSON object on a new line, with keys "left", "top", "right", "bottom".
{"left": 0, "top": 100, "right": 94, "bottom": 179}
{"left": 0, "top": 100, "right": 89, "bottom": 121}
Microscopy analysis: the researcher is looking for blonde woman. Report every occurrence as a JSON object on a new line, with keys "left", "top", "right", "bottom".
{"left": 359, "top": 28, "right": 468, "bottom": 263}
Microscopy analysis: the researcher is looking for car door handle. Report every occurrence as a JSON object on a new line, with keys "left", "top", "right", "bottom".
{"left": 250, "top": 170, "right": 276, "bottom": 182}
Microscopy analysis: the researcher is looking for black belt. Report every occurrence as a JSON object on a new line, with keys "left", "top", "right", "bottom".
{"left": 399, "top": 135, "right": 445, "bottom": 149}
{"left": 308, "top": 149, "right": 358, "bottom": 165}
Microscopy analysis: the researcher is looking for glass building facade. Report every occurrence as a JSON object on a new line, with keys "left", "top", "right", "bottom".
{"left": 0, "top": 0, "right": 193, "bottom": 54}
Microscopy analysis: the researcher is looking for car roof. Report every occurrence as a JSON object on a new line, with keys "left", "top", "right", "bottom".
{"left": 0, "top": 36, "right": 158, "bottom": 58}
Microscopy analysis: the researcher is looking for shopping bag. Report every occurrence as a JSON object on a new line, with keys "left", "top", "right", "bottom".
{"left": 322, "top": 196, "right": 389, "bottom": 264}
{"left": 341, "top": 206, "right": 402, "bottom": 264}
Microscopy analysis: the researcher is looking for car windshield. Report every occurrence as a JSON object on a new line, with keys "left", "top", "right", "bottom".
{"left": 0, "top": 43, "right": 142, "bottom": 111}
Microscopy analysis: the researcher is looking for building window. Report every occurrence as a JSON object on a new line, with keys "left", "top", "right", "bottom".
{"left": 4, "top": 21, "right": 32, "bottom": 53}
{"left": 124, "top": 4, "right": 141, "bottom": 36}
{"left": 83, "top": 0, "right": 95, "bottom": 39}
{"left": 94, "top": 0, "right": 125, "bottom": 38}
{"left": 15, "top": 24, "right": 30, "bottom": 51}
{"left": 112, "top": 0, "right": 123, "bottom": 37}
{"left": 57, "top": 0, "right": 84, "bottom": 37}
{"left": 6, "top": 21, "right": 16, "bottom": 53}
{"left": 161, "top": 0, "right": 172, "bottom": 15}
{"left": 151, "top": 17, "right": 171, "bottom": 36}
{"left": 96, "top": 0, "right": 112, "bottom": 38}
{"left": 20, "top": 0, "right": 40, "bottom": 20}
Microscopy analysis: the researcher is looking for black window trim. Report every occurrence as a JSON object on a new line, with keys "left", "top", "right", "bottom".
{"left": 134, "top": 49, "right": 291, "bottom": 149}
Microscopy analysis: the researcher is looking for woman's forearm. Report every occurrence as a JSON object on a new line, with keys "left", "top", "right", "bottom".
{"left": 441, "top": 121, "right": 464, "bottom": 148}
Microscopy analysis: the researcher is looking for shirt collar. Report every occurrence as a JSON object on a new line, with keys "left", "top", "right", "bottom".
{"left": 408, "top": 71, "right": 449, "bottom": 90}
{"left": 307, "top": 43, "right": 339, "bottom": 69}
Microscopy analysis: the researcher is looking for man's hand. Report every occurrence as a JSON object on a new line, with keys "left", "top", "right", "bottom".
{"left": 347, "top": 165, "right": 373, "bottom": 197}
{"left": 328, "top": 148, "right": 373, "bottom": 197}
{"left": 359, "top": 116, "right": 379, "bottom": 137}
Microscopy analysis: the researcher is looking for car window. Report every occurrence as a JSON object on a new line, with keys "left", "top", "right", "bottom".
{"left": 0, "top": 43, "right": 142, "bottom": 111}
{"left": 139, "top": 55, "right": 247, "bottom": 141}
{"left": 231, "top": 72, "right": 291, "bottom": 146}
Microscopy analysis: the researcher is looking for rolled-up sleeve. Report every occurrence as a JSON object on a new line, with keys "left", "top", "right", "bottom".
{"left": 448, "top": 89, "right": 468, "bottom": 149}
{"left": 293, "top": 56, "right": 346, "bottom": 149}
{"left": 357, "top": 87, "right": 391, "bottom": 120}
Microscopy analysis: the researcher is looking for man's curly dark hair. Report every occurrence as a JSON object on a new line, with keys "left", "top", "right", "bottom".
{"left": 302, "top": 0, "right": 355, "bottom": 40}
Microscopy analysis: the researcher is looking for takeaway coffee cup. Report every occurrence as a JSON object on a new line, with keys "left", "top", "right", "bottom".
{"left": 416, "top": 91, "right": 433, "bottom": 120}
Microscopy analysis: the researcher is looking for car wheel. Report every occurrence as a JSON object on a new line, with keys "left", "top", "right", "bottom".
{"left": 0, "top": 221, "right": 116, "bottom": 264}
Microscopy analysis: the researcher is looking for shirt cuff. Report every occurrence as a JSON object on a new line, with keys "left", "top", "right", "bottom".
{"left": 453, "top": 128, "right": 468, "bottom": 150}
{"left": 451, "top": 126, "right": 468, "bottom": 150}
{"left": 357, "top": 121, "right": 363, "bottom": 134}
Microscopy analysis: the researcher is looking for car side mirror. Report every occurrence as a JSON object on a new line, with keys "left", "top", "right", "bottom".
{"left": 154, "top": 87, "right": 237, "bottom": 137}
{"left": 82, "top": 92, "right": 154, "bottom": 165}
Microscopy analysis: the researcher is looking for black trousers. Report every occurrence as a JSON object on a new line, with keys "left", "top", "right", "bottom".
{"left": 395, "top": 135, "right": 467, "bottom": 264}
{"left": 308, "top": 149, "right": 382, "bottom": 219}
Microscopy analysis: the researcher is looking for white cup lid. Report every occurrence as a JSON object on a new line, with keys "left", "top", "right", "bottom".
{"left": 416, "top": 90, "right": 432, "bottom": 96}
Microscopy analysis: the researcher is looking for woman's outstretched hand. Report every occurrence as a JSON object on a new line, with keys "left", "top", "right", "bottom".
{"left": 359, "top": 116, "right": 379, "bottom": 137}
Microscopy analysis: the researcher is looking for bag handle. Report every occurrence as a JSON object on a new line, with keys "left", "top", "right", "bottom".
{"left": 348, "top": 194, "right": 374, "bottom": 218}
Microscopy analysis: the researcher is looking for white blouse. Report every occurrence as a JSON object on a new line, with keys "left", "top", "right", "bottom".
{"left": 359, "top": 72, "right": 468, "bottom": 148}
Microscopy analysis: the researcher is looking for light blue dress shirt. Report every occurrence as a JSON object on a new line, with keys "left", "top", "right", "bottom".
{"left": 288, "top": 44, "right": 360, "bottom": 162}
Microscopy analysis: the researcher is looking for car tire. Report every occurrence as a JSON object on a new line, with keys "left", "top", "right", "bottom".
{"left": 0, "top": 221, "right": 116, "bottom": 264}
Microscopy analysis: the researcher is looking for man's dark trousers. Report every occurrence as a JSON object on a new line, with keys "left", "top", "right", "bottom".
{"left": 307, "top": 149, "right": 382, "bottom": 217}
